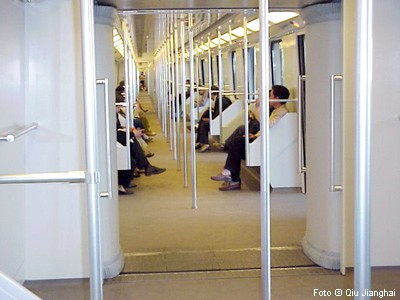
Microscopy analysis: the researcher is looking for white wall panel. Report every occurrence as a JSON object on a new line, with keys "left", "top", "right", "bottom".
{"left": 0, "top": 1, "right": 27, "bottom": 283}
{"left": 369, "top": 0, "right": 400, "bottom": 266}
{"left": 24, "top": 0, "right": 88, "bottom": 279}
{"left": 343, "top": 0, "right": 400, "bottom": 268}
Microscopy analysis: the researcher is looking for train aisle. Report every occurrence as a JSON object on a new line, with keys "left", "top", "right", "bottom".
{"left": 118, "top": 92, "right": 310, "bottom": 273}
{"left": 25, "top": 93, "right": 400, "bottom": 299}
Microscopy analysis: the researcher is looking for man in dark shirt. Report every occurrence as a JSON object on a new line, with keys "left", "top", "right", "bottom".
{"left": 195, "top": 85, "right": 232, "bottom": 152}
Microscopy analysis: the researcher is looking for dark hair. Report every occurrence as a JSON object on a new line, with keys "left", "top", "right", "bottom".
{"left": 211, "top": 85, "right": 219, "bottom": 94}
{"left": 272, "top": 85, "right": 290, "bottom": 104}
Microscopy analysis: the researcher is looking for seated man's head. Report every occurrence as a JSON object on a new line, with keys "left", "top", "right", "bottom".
{"left": 270, "top": 85, "right": 289, "bottom": 107}
{"left": 270, "top": 85, "right": 289, "bottom": 99}
{"left": 210, "top": 85, "right": 219, "bottom": 100}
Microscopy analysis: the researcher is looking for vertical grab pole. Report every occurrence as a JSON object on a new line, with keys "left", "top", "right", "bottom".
{"left": 79, "top": 1, "right": 103, "bottom": 299}
{"left": 217, "top": 28, "right": 223, "bottom": 140}
{"left": 354, "top": 0, "right": 372, "bottom": 298}
{"left": 195, "top": 49, "right": 200, "bottom": 119}
{"left": 207, "top": 35, "right": 213, "bottom": 134}
{"left": 259, "top": 0, "right": 271, "bottom": 299}
{"left": 170, "top": 16, "right": 177, "bottom": 160}
{"left": 174, "top": 14, "right": 181, "bottom": 169}
{"left": 167, "top": 26, "right": 173, "bottom": 148}
{"left": 243, "top": 16, "right": 251, "bottom": 167}
{"left": 188, "top": 14, "right": 198, "bottom": 209}
{"left": 181, "top": 14, "right": 188, "bottom": 187}
{"left": 164, "top": 46, "right": 168, "bottom": 136}
{"left": 123, "top": 21, "right": 132, "bottom": 167}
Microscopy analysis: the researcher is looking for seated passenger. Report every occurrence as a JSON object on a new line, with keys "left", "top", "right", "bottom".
{"left": 116, "top": 116, "right": 166, "bottom": 177}
{"left": 195, "top": 85, "right": 232, "bottom": 152}
{"left": 133, "top": 100, "right": 157, "bottom": 136}
{"left": 116, "top": 107, "right": 166, "bottom": 195}
{"left": 210, "top": 85, "right": 289, "bottom": 191}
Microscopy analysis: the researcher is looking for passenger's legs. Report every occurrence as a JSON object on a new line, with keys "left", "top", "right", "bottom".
{"left": 224, "top": 136, "right": 245, "bottom": 182}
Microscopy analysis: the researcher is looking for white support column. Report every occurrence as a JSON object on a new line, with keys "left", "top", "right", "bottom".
{"left": 300, "top": 3, "right": 342, "bottom": 270}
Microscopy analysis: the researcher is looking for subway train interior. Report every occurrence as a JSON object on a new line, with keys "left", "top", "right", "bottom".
{"left": 0, "top": 0, "right": 399, "bottom": 299}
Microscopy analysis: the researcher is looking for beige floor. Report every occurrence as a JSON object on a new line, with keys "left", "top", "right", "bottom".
{"left": 25, "top": 93, "right": 400, "bottom": 299}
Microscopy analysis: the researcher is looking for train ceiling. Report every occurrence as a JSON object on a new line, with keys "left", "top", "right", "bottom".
{"left": 97, "top": 0, "right": 338, "bottom": 67}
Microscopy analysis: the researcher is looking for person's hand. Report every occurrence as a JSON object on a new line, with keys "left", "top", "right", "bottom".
{"left": 131, "top": 127, "right": 144, "bottom": 138}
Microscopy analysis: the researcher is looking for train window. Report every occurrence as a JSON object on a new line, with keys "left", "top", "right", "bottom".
{"left": 200, "top": 59, "right": 206, "bottom": 86}
{"left": 247, "top": 47, "right": 256, "bottom": 99}
{"left": 231, "top": 51, "right": 237, "bottom": 91}
{"left": 210, "top": 56, "right": 215, "bottom": 86}
{"left": 216, "top": 55, "right": 220, "bottom": 86}
{"left": 297, "top": 34, "right": 306, "bottom": 76}
{"left": 271, "top": 40, "right": 284, "bottom": 85}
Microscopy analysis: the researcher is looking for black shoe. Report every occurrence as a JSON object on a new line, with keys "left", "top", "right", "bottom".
{"left": 145, "top": 165, "right": 166, "bottom": 176}
{"left": 146, "top": 152, "right": 155, "bottom": 158}
{"left": 118, "top": 186, "right": 134, "bottom": 195}
{"left": 133, "top": 172, "right": 141, "bottom": 178}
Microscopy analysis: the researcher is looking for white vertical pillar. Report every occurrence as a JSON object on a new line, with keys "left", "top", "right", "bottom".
{"left": 301, "top": 3, "right": 342, "bottom": 270}
{"left": 94, "top": 5, "right": 124, "bottom": 279}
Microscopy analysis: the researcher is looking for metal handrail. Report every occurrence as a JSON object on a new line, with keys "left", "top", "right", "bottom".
{"left": 80, "top": 1, "right": 103, "bottom": 298}
{"left": 180, "top": 15, "right": 188, "bottom": 187}
{"left": 244, "top": 16, "right": 250, "bottom": 167}
{"left": 0, "top": 171, "right": 86, "bottom": 185}
{"left": 207, "top": 35, "right": 213, "bottom": 134}
{"left": 123, "top": 21, "right": 132, "bottom": 168}
{"left": 189, "top": 14, "right": 197, "bottom": 209}
{"left": 217, "top": 29, "right": 224, "bottom": 140}
{"left": 0, "top": 123, "right": 38, "bottom": 142}
{"left": 298, "top": 75, "right": 306, "bottom": 174}
{"left": 330, "top": 74, "right": 343, "bottom": 192}
{"left": 96, "top": 78, "right": 113, "bottom": 199}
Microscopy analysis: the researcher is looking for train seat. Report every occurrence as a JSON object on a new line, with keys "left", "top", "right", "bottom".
{"left": 221, "top": 102, "right": 258, "bottom": 144}
{"left": 116, "top": 143, "right": 129, "bottom": 170}
{"left": 210, "top": 99, "right": 244, "bottom": 136}
{"left": 246, "top": 112, "right": 301, "bottom": 188}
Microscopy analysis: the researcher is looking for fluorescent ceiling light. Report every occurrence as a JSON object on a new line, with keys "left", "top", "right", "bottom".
{"left": 199, "top": 44, "right": 209, "bottom": 51}
{"left": 113, "top": 28, "right": 124, "bottom": 57}
{"left": 247, "top": 19, "right": 260, "bottom": 32}
{"left": 230, "top": 27, "right": 246, "bottom": 37}
{"left": 114, "top": 40, "right": 123, "bottom": 48}
{"left": 210, "top": 37, "right": 227, "bottom": 46}
{"left": 268, "top": 12, "right": 299, "bottom": 24}
{"left": 219, "top": 32, "right": 238, "bottom": 42}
